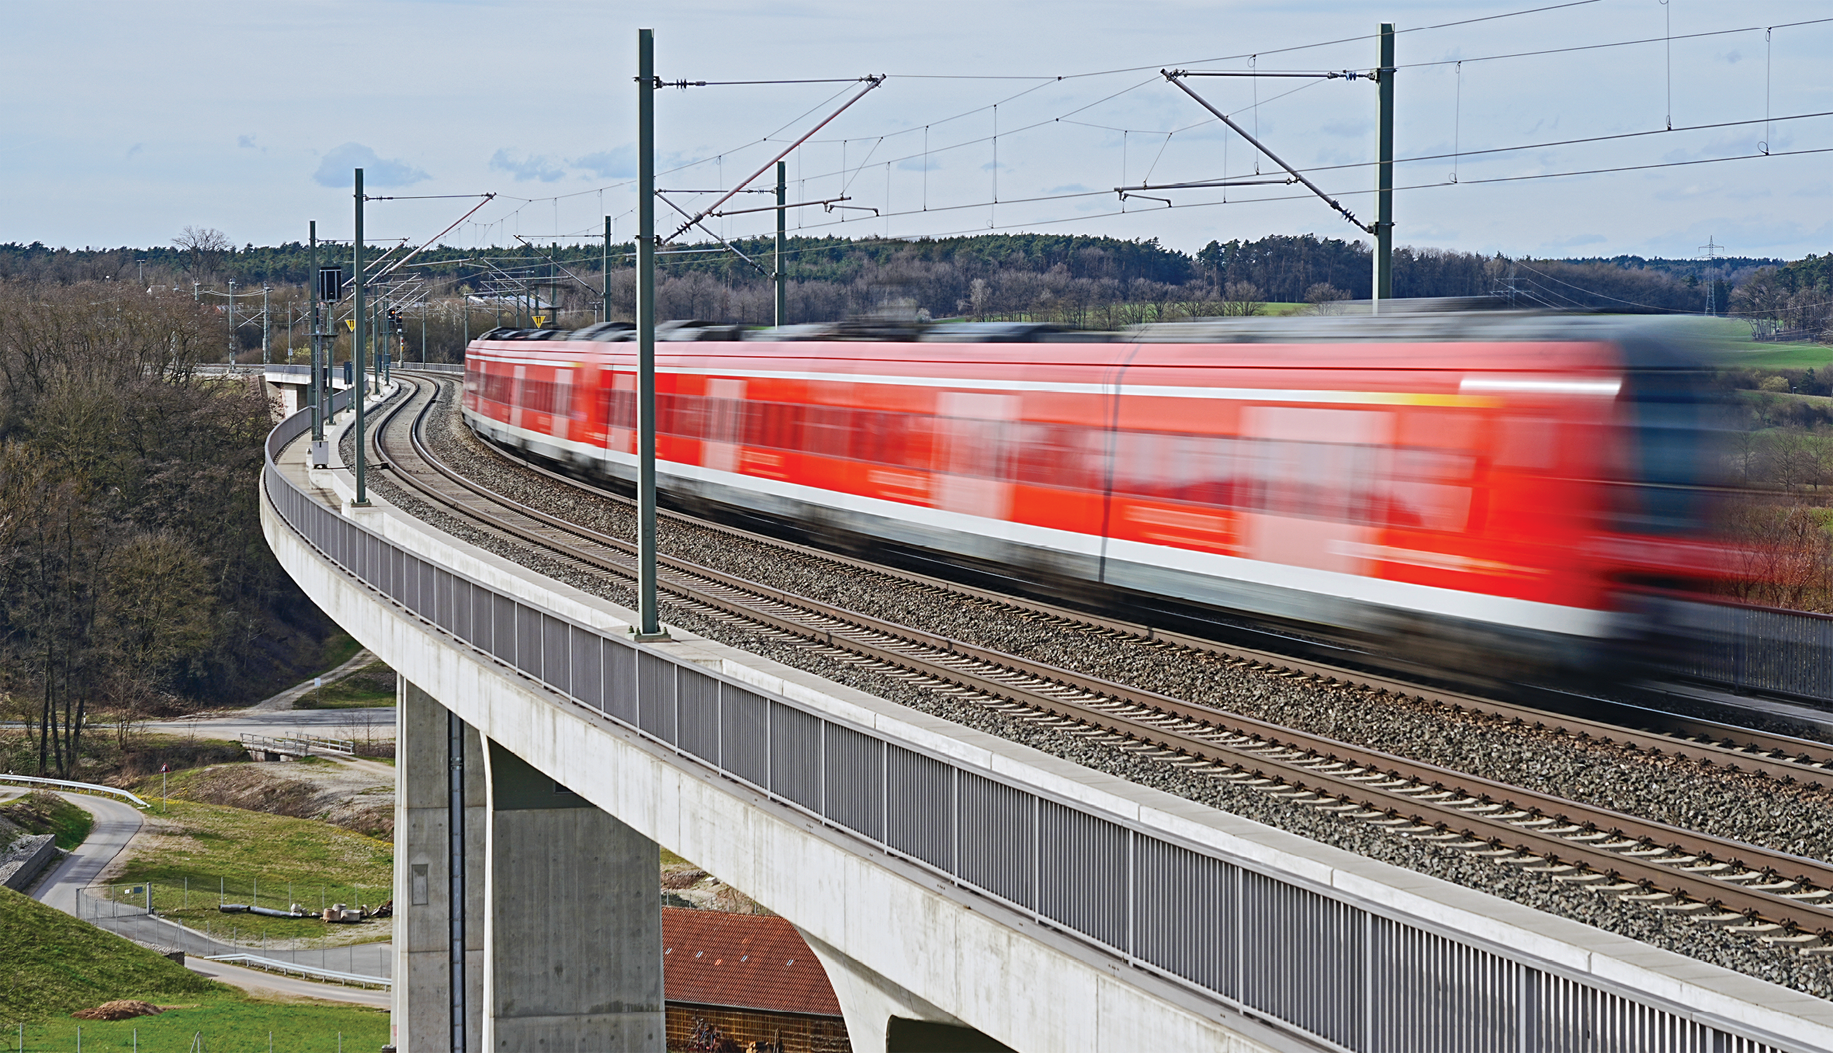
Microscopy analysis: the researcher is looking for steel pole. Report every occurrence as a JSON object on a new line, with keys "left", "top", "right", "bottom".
{"left": 353, "top": 168, "right": 369, "bottom": 506}
{"left": 310, "top": 221, "right": 322, "bottom": 442}
{"left": 1374, "top": 22, "right": 1396, "bottom": 307}
{"left": 227, "top": 280, "right": 236, "bottom": 364}
{"left": 603, "top": 215, "right": 613, "bottom": 324}
{"left": 636, "top": 28, "right": 664, "bottom": 639}
{"left": 775, "top": 160, "right": 787, "bottom": 327}
{"left": 448, "top": 708, "right": 466, "bottom": 1053}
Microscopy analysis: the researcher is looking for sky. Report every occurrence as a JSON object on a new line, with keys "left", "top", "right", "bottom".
{"left": 2, "top": 0, "right": 1830, "bottom": 261}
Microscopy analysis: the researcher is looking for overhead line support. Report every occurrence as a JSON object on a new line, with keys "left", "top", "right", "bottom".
{"left": 1159, "top": 69, "right": 1372, "bottom": 235}
{"left": 662, "top": 74, "right": 885, "bottom": 244}
{"left": 635, "top": 28, "right": 666, "bottom": 641}
{"left": 1374, "top": 22, "right": 1396, "bottom": 308}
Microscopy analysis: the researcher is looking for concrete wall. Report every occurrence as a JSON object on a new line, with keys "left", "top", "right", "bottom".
{"left": 0, "top": 834, "right": 57, "bottom": 892}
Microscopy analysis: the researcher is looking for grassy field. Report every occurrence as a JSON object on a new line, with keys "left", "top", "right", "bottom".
{"left": 13, "top": 998, "right": 389, "bottom": 1053}
{"left": 104, "top": 798, "right": 392, "bottom": 945}
{"left": 0, "top": 888, "right": 386, "bottom": 1050}
{"left": 1720, "top": 342, "right": 1833, "bottom": 369}
{"left": 0, "top": 887, "right": 223, "bottom": 1018}
{"left": 0, "top": 791, "right": 95, "bottom": 849}
{"left": 294, "top": 660, "right": 397, "bottom": 710}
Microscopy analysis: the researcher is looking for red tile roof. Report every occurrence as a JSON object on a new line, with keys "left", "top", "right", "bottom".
{"left": 663, "top": 908, "right": 843, "bottom": 1018}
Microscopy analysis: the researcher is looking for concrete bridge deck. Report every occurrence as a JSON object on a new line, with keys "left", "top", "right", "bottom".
{"left": 261, "top": 377, "right": 1833, "bottom": 1052}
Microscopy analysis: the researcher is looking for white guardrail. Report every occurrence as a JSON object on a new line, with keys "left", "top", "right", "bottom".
{"left": 205, "top": 953, "right": 390, "bottom": 988}
{"left": 0, "top": 774, "right": 149, "bottom": 808}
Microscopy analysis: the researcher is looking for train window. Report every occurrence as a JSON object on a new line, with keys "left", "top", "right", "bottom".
{"left": 804, "top": 405, "right": 852, "bottom": 458}
{"left": 707, "top": 396, "right": 744, "bottom": 445}
{"left": 483, "top": 371, "right": 515, "bottom": 406}
{"left": 1232, "top": 438, "right": 1384, "bottom": 524}
{"left": 523, "top": 379, "right": 553, "bottom": 415}
{"left": 938, "top": 416, "right": 1010, "bottom": 480}
{"left": 850, "top": 411, "right": 910, "bottom": 466}
{"left": 603, "top": 388, "right": 636, "bottom": 432}
{"left": 1387, "top": 449, "right": 1473, "bottom": 531}
{"left": 1013, "top": 422, "right": 1103, "bottom": 491}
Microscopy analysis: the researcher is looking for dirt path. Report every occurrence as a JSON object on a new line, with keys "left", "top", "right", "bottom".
{"left": 248, "top": 649, "right": 380, "bottom": 713}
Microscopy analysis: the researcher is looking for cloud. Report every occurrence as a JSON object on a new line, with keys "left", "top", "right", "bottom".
{"left": 125, "top": 143, "right": 143, "bottom": 160}
{"left": 1718, "top": 49, "right": 1742, "bottom": 64}
{"left": 313, "top": 142, "right": 430, "bottom": 188}
{"left": 237, "top": 134, "right": 257, "bottom": 149}
{"left": 572, "top": 145, "right": 636, "bottom": 179}
{"left": 897, "top": 156, "right": 941, "bottom": 172}
{"left": 1048, "top": 183, "right": 1093, "bottom": 194}
{"left": 489, "top": 148, "right": 566, "bottom": 182}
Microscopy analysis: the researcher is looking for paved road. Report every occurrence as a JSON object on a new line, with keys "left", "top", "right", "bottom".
{"left": 145, "top": 706, "right": 396, "bottom": 741}
{"left": 31, "top": 791, "right": 144, "bottom": 915}
{"left": 186, "top": 957, "right": 391, "bottom": 1008}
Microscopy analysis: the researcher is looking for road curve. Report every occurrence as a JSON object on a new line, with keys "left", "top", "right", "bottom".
{"left": 31, "top": 791, "right": 144, "bottom": 915}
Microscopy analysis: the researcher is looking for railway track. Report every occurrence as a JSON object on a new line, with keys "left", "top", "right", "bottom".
{"left": 369, "top": 373, "right": 1833, "bottom": 945}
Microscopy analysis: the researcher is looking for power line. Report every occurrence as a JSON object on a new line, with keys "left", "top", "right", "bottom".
{"left": 1396, "top": 16, "right": 1833, "bottom": 69}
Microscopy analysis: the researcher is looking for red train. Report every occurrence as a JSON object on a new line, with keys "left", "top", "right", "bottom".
{"left": 463, "top": 316, "right": 1726, "bottom": 678}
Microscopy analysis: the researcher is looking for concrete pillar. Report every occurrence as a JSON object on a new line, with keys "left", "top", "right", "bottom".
{"left": 798, "top": 929, "right": 1012, "bottom": 1053}
{"left": 393, "top": 680, "right": 485, "bottom": 1052}
{"left": 482, "top": 740, "right": 664, "bottom": 1051}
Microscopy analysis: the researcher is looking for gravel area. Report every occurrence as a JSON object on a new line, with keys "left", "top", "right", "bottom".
{"left": 348, "top": 379, "right": 1833, "bottom": 1000}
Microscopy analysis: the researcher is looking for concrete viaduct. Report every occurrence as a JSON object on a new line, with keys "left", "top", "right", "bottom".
{"left": 261, "top": 378, "right": 1833, "bottom": 1052}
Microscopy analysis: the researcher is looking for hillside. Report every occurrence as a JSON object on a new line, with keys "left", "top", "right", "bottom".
{"left": 0, "top": 887, "right": 223, "bottom": 1020}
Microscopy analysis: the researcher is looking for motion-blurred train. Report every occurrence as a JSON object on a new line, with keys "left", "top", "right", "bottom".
{"left": 463, "top": 314, "right": 1730, "bottom": 681}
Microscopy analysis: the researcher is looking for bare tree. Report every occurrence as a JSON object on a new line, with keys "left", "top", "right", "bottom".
{"left": 173, "top": 226, "right": 231, "bottom": 283}
{"left": 1305, "top": 282, "right": 1352, "bottom": 315}
{"left": 1219, "top": 281, "right": 1265, "bottom": 317}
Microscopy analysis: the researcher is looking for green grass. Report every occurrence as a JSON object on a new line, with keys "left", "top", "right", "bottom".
{"left": 315, "top": 631, "right": 364, "bottom": 675}
{"left": 1719, "top": 343, "right": 1833, "bottom": 369}
{"left": 105, "top": 798, "right": 392, "bottom": 945}
{"left": 12, "top": 997, "right": 389, "bottom": 1053}
{"left": 0, "top": 887, "right": 224, "bottom": 1021}
{"left": 0, "top": 791, "right": 95, "bottom": 850}
{"left": 294, "top": 660, "right": 396, "bottom": 710}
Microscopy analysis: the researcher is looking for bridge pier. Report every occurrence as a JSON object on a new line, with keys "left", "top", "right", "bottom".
{"left": 482, "top": 739, "right": 664, "bottom": 1051}
{"left": 394, "top": 681, "right": 665, "bottom": 1052}
{"left": 393, "top": 681, "right": 485, "bottom": 1052}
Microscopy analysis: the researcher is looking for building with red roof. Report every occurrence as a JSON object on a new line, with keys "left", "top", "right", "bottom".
{"left": 663, "top": 907, "right": 850, "bottom": 1053}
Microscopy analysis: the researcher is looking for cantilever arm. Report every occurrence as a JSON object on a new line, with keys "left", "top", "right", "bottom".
{"left": 1161, "top": 70, "right": 1373, "bottom": 234}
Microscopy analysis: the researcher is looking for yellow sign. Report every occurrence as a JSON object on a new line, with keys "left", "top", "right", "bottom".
{"left": 532, "top": 315, "right": 547, "bottom": 327}
{"left": 345, "top": 319, "right": 356, "bottom": 332}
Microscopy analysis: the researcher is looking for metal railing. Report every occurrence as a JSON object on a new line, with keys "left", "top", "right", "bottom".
{"left": 0, "top": 774, "right": 149, "bottom": 808}
{"left": 260, "top": 401, "right": 1804, "bottom": 1053}
{"left": 1659, "top": 600, "right": 1833, "bottom": 705}
{"left": 205, "top": 954, "right": 389, "bottom": 988}
{"left": 239, "top": 732, "right": 355, "bottom": 757}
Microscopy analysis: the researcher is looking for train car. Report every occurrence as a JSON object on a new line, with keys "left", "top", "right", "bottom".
{"left": 462, "top": 314, "right": 1725, "bottom": 680}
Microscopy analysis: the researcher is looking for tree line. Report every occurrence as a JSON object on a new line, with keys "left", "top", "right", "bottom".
{"left": 3, "top": 232, "right": 1815, "bottom": 336}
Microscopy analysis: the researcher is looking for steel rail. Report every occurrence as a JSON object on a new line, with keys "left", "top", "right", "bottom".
{"left": 373, "top": 376, "right": 1833, "bottom": 939}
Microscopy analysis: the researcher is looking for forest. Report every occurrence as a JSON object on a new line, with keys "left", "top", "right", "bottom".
{"left": 0, "top": 233, "right": 1812, "bottom": 366}
{"left": 0, "top": 282, "right": 335, "bottom": 778}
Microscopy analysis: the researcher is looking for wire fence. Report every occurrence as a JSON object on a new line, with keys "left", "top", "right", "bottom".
{"left": 77, "top": 884, "right": 392, "bottom": 983}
